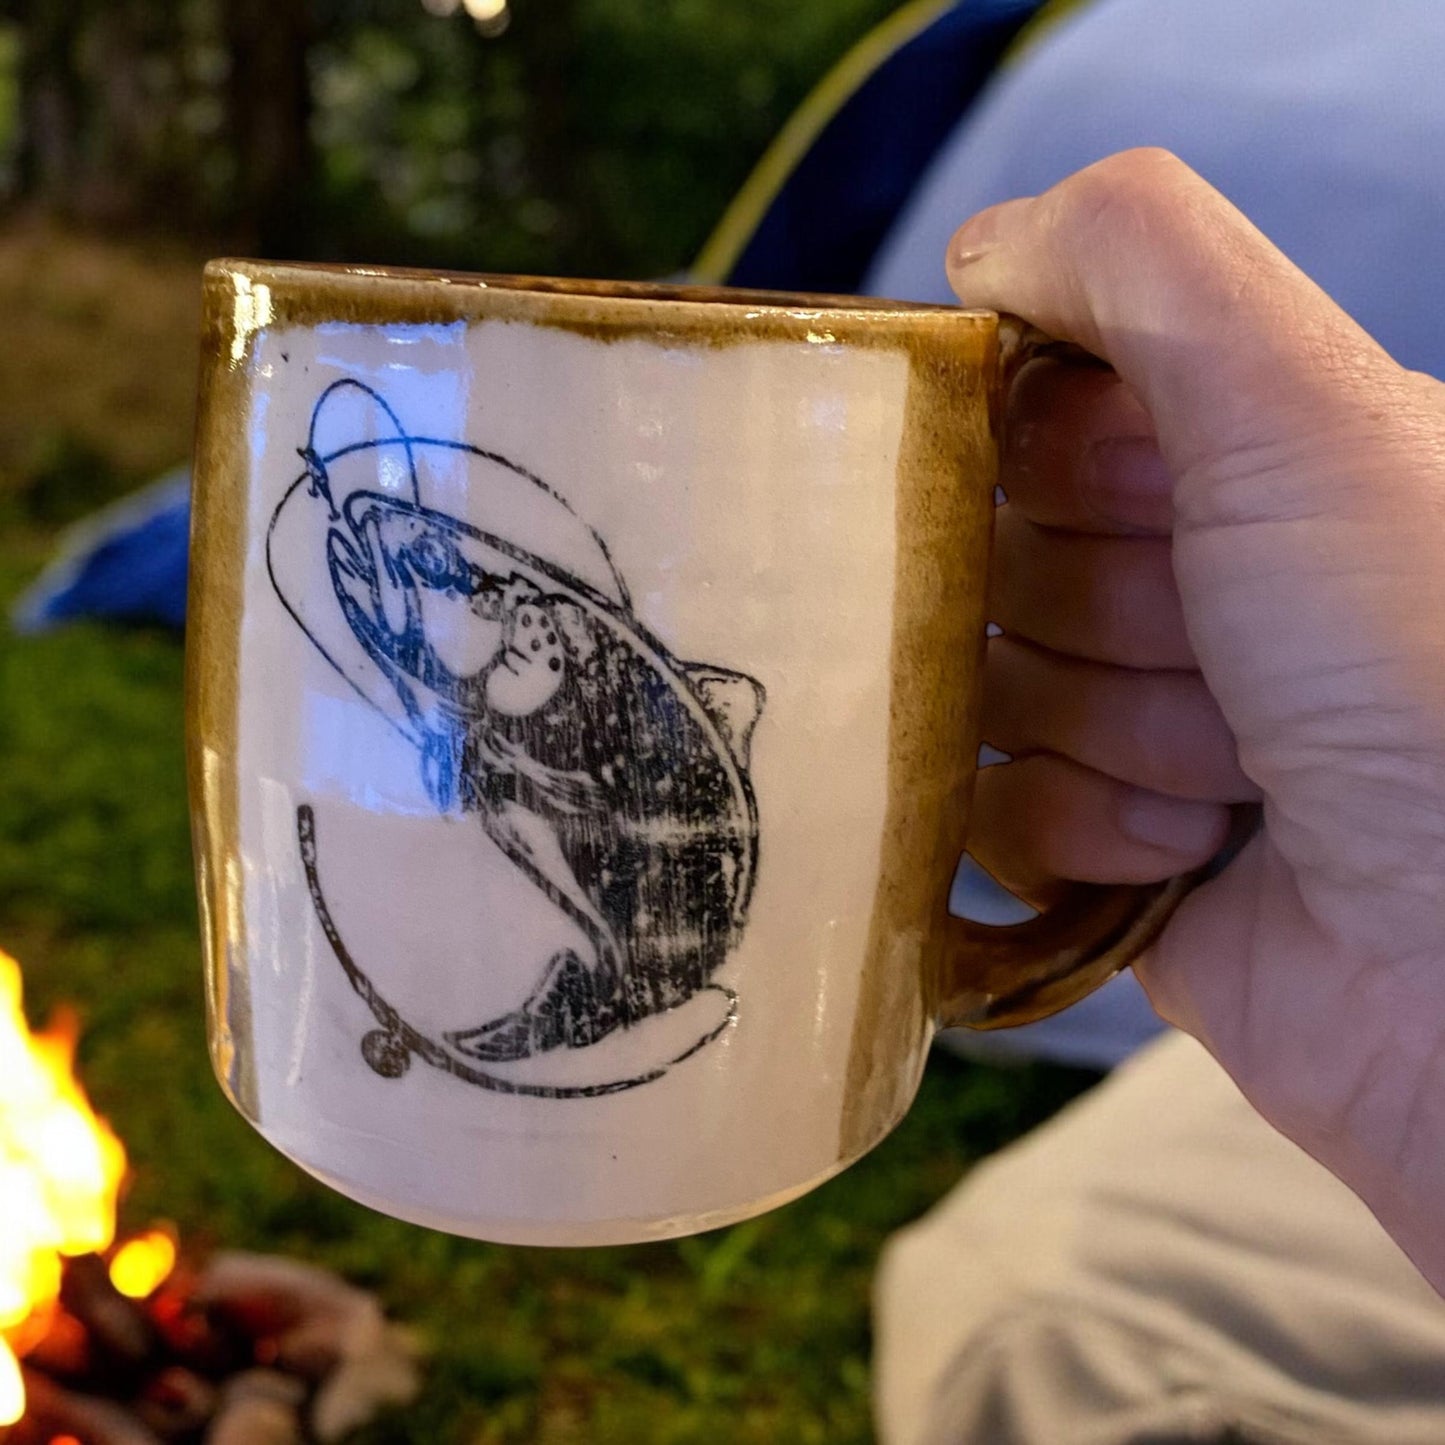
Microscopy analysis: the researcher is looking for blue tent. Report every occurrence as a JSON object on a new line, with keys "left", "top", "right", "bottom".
{"left": 11, "top": 0, "right": 1051, "bottom": 635}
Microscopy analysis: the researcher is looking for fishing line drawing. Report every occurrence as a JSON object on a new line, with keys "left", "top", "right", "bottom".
{"left": 267, "top": 378, "right": 765, "bottom": 1098}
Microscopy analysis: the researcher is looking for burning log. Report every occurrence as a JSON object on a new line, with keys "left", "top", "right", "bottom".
{"left": 24, "top": 1307, "right": 90, "bottom": 1379}
{"left": 59, "top": 1255, "right": 160, "bottom": 1378}
{"left": 134, "top": 1366, "right": 217, "bottom": 1438}
{"left": 0, "top": 947, "right": 422, "bottom": 1443}
{"left": 1, "top": 1247, "right": 421, "bottom": 1444}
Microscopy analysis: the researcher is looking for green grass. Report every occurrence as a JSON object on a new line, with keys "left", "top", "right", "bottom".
{"left": 0, "top": 481, "right": 1098, "bottom": 1444}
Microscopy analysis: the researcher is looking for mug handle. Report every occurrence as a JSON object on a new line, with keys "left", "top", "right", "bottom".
{"left": 940, "top": 323, "right": 1259, "bottom": 1030}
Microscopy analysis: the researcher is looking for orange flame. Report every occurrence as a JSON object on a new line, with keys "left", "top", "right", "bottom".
{"left": 109, "top": 1229, "right": 178, "bottom": 1301}
{"left": 0, "top": 947, "right": 128, "bottom": 1425}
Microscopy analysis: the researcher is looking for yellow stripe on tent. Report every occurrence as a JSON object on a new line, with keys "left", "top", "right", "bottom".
{"left": 691, "top": 0, "right": 1097, "bottom": 289}
{"left": 691, "top": 0, "right": 960, "bottom": 286}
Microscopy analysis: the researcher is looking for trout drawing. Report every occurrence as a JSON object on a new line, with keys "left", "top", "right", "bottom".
{"left": 267, "top": 379, "right": 764, "bottom": 1097}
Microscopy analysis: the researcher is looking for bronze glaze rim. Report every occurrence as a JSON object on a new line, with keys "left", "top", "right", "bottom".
{"left": 206, "top": 258, "right": 994, "bottom": 355}
{"left": 210, "top": 257, "right": 982, "bottom": 315}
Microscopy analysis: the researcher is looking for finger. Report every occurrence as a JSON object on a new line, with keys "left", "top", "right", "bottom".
{"left": 949, "top": 148, "right": 1394, "bottom": 487}
{"left": 990, "top": 508, "right": 1194, "bottom": 669}
{"left": 983, "top": 635, "right": 1259, "bottom": 802}
{"left": 1003, "top": 357, "right": 1174, "bottom": 535}
{"left": 968, "top": 752, "right": 1230, "bottom": 899}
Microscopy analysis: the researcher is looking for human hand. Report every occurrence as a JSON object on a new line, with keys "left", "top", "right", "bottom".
{"left": 950, "top": 149, "right": 1445, "bottom": 1289}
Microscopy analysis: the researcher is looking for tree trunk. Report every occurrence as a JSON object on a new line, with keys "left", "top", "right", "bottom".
{"left": 15, "top": 0, "right": 92, "bottom": 212}
{"left": 510, "top": 0, "right": 592, "bottom": 268}
{"left": 222, "top": 0, "right": 315, "bottom": 252}
{"left": 12, "top": 0, "right": 315, "bottom": 250}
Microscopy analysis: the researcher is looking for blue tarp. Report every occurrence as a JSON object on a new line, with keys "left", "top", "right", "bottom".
{"left": 12, "top": 469, "right": 192, "bottom": 633}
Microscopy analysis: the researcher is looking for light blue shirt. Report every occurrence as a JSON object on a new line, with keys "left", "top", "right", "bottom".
{"left": 869, "top": 0, "right": 1445, "bottom": 380}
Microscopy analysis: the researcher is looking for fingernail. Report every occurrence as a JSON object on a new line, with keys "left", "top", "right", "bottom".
{"left": 949, "top": 242, "right": 992, "bottom": 273}
{"left": 947, "top": 216, "right": 999, "bottom": 275}
{"left": 1119, "top": 792, "right": 1215, "bottom": 854}
{"left": 1085, "top": 435, "right": 1175, "bottom": 531}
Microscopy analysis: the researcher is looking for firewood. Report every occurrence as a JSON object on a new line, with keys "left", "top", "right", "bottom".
{"left": 202, "top": 1396, "right": 302, "bottom": 1445}
{"left": 311, "top": 1331, "right": 421, "bottom": 1444}
{"left": 134, "top": 1364, "right": 217, "bottom": 1439}
{"left": 194, "top": 1248, "right": 422, "bottom": 1432}
{"left": 18, "top": 1367, "right": 164, "bottom": 1445}
{"left": 13, "top": 1250, "right": 419, "bottom": 1443}
{"left": 23, "top": 1305, "right": 92, "bottom": 1378}
{"left": 151, "top": 1283, "right": 250, "bottom": 1379}
{"left": 274, "top": 1294, "right": 387, "bottom": 1381}
{"left": 193, "top": 1253, "right": 366, "bottom": 1342}
{"left": 58, "top": 1254, "right": 160, "bottom": 1372}
{"left": 216, "top": 1366, "right": 307, "bottom": 1410}
{"left": 204, "top": 1369, "right": 306, "bottom": 1445}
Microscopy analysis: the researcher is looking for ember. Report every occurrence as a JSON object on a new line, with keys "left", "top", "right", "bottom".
{"left": 0, "top": 949, "right": 419, "bottom": 1443}
{"left": 109, "top": 1236, "right": 177, "bottom": 1304}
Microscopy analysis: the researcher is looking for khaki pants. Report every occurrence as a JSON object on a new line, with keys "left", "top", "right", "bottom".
{"left": 874, "top": 1033, "right": 1445, "bottom": 1444}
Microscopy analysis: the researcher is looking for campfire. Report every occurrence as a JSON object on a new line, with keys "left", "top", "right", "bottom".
{"left": 0, "top": 948, "right": 419, "bottom": 1444}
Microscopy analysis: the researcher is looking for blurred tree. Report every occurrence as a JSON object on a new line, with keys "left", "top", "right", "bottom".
{"left": 14, "top": 0, "right": 124, "bottom": 221}
{"left": 4, "top": 0, "right": 900, "bottom": 276}
{"left": 305, "top": 0, "right": 903, "bottom": 277}
{"left": 9, "top": 0, "right": 312, "bottom": 248}
{"left": 222, "top": 0, "right": 315, "bottom": 250}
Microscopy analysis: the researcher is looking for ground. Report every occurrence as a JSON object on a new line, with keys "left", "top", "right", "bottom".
{"left": 0, "top": 224, "right": 1097, "bottom": 1444}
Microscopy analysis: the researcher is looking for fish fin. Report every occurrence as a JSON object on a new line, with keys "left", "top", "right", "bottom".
{"left": 684, "top": 666, "right": 765, "bottom": 767}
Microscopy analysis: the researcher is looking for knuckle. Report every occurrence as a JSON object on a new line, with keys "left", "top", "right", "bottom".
{"left": 1051, "top": 148, "right": 1195, "bottom": 257}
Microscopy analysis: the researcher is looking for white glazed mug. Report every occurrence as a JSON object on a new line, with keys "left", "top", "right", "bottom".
{"left": 188, "top": 263, "right": 1197, "bottom": 1244}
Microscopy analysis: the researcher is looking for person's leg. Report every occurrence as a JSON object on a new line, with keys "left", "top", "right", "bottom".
{"left": 875, "top": 1032, "right": 1445, "bottom": 1444}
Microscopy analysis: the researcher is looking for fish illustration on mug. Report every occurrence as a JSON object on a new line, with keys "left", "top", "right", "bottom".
{"left": 267, "top": 379, "right": 765, "bottom": 1097}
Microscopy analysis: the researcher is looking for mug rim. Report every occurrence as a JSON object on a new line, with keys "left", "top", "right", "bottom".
{"left": 205, "top": 258, "right": 996, "bottom": 348}
{"left": 213, "top": 257, "right": 982, "bottom": 319}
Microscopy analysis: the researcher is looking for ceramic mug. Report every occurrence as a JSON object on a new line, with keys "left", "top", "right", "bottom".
{"left": 187, "top": 263, "right": 1199, "bottom": 1244}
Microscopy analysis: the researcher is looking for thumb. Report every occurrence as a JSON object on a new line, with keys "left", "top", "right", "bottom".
{"left": 948, "top": 148, "right": 1400, "bottom": 489}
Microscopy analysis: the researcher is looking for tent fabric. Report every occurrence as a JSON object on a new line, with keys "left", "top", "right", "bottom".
{"left": 866, "top": 0, "right": 1445, "bottom": 386}
{"left": 694, "top": 0, "right": 1049, "bottom": 295}
{"left": 11, "top": 468, "right": 191, "bottom": 634}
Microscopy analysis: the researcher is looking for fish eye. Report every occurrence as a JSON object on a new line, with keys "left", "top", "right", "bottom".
{"left": 407, "top": 533, "right": 456, "bottom": 585}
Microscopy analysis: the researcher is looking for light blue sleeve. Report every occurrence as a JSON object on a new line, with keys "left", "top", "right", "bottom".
{"left": 867, "top": 0, "right": 1445, "bottom": 380}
